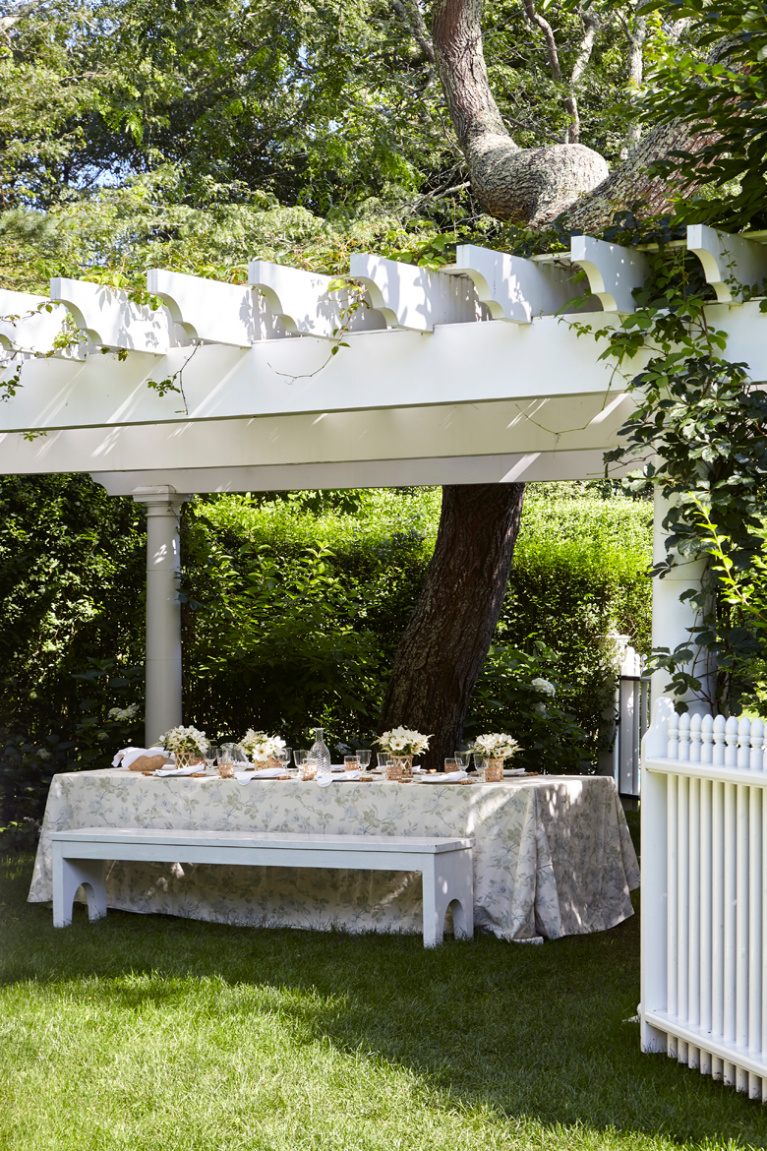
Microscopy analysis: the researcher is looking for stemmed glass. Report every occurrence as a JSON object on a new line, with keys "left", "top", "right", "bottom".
{"left": 454, "top": 749, "right": 472, "bottom": 769}
{"left": 357, "top": 750, "right": 371, "bottom": 770}
{"left": 276, "top": 746, "right": 292, "bottom": 773}
{"left": 204, "top": 743, "right": 218, "bottom": 773}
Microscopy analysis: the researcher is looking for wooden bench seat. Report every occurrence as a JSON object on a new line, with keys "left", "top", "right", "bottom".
{"left": 51, "top": 828, "right": 474, "bottom": 947}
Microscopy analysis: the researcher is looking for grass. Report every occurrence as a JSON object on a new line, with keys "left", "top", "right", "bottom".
{"left": 1, "top": 852, "right": 765, "bottom": 1151}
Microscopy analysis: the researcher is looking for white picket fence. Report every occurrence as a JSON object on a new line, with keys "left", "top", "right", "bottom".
{"left": 641, "top": 704, "right": 767, "bottom": 1099}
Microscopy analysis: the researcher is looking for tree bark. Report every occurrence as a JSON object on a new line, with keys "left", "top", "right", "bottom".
{"left": 379, "top": 484, "right": 525, "bottom": 772}
{"left": 430, "top": 0, "right": 717, "bottom": 228}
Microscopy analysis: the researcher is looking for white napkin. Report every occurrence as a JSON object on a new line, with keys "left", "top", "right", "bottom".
{"left": 235, "top": 767, "right": 286, "bottom": 785}
{"left": 317, "top": 769, "right": 362, "bottom": 787}
{"left": 155, "top": 764, "right": 203, "bottom": 777}
{"left": 417, "top": 770, "right": 468, "bottom": 783}
{"left": 504, "top": 767, "right": 526, "bottom": 776}
{"left": 113, "top": 746, "right": 167, "bottom": 769}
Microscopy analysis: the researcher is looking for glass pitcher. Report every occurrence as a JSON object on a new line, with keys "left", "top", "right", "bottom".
{"left": 309, "top": 727, "right": 331, "bottom": 773}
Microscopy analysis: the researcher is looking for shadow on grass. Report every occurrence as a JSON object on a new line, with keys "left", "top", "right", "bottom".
{"left": 2, "top": 853, "right": 764, "bottom": 1150}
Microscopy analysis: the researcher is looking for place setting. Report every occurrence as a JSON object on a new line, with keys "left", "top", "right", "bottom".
{"left": 111, "top": 724, "right": 533, "bottom": 786}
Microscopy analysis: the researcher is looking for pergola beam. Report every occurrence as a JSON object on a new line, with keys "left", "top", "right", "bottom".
{"left": 2, "top": 229, "right": 767, "bottom": 736}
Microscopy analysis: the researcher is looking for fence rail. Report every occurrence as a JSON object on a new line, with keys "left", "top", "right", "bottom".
{"left": 642, "top": 705, "right": 767, "bottom": 1100}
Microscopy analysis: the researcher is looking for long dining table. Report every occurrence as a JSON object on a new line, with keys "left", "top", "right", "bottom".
{"left": 28, "top": 768, "right": 639, "bottom": 943}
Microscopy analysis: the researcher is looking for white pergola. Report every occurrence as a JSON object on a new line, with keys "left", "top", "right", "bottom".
{"left": 2, "top": 224, "right": 766, "bottom": 741}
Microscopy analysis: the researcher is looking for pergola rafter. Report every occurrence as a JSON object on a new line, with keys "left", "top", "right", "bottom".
{"left": 0, "top": 225, "right": 764, "bottom": 739}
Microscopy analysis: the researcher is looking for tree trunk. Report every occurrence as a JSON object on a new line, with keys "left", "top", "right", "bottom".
{"left": 379, "top": 483, "right": 525, "bottom": 772}
{"left": 431, "top": 0, "right": 608, "bottom": 225}
{"left": 430, "top": 0, "right": 718, "bottom": 228}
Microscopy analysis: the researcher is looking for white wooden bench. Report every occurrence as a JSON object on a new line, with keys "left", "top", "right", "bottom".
{"left": 51, "top": 828, "right": 474, "bottom": 947}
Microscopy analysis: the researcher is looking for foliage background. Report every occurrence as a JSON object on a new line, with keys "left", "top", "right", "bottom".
{"left": 0, "top": 477, "right": 652, "bottom": 839}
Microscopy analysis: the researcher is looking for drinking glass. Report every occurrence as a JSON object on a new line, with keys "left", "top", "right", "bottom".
{"left": 204, "top": 744, "right": 218, "bottom": 772}
{"left": 344, "top": 755, "right": 360, "bottom": 772}
{"left": 473, "top": 753, "right": 487, "bottom": 780}
{"left": 444, "top": 756, "right": 462, "bottom": 773}
{"left": 376, "top": 752, "right": 392, "bottom": 772}
{"left": 217, "top": 745, "right": 235, "bottom": 778}
{"left": 302, "top": 758, "right": 318, "bottom": 781}
{"left": 357, "top": 750, "right": 371, "bottom": 769}
{"left": 277, "top": 747, "right": 292, "bottom": 773}
{"left": 454, "top": 750, "right": 472, "bottom": 769}
{"left": 294, "top": 750, "right": 307, "bottom": 769}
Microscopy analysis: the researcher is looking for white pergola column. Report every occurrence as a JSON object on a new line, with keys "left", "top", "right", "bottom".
{"left": 651, "top": 486, "right": 713, "bottom": 710}
{"left": 132, "top": 486, "right": 189, "bottom": 745}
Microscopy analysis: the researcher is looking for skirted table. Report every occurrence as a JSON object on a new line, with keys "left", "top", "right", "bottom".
{"left": 28, "top": 770, "right": 639, "bottom": 942}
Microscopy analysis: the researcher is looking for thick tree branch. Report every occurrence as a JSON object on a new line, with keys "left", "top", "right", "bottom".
{"left": 389, "top": 0, "right": 436, "bottom": 63}
{"left": 431, "top": 0, "right": 608, "bottom": 223}
{"left": 431, "top": 0, "right": 718, "bottom": 229}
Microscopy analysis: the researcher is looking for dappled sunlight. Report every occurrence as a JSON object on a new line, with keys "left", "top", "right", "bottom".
{"left": 3, "top": 857, "right": 766, "bottom": 1151}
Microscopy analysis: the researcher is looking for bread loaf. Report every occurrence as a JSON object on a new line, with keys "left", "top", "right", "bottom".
{"left": 129, "top": 754, "right": 168, "bottom": 772}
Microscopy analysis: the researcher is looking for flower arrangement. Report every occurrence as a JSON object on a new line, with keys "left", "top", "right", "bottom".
{"left": 158, "top": 725, "right": 208, "bottom": 757}
{"left": 473, "top": 733, "right": 520, "bottom": 761}
{"left": 375, "top": 727, "right": 431, "bottom": 756}
{"left": 239, "top": 729, "right": 286, "bottom": 763}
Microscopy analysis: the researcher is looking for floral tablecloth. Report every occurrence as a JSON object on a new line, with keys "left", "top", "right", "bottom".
{"left": 28, "top": 770, "right": 639, "bottom": 942}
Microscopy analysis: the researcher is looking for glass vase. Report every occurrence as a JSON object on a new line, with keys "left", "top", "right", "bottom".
{"left": 484, "top": 757, "right": 504, "bottom": 782}
{"left": 387, "top": 754, "right": 413, "bottom": 781}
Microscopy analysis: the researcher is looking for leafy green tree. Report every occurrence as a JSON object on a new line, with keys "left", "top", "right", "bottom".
{"left": 644, "top": 0, "right": 767, "bottom": 230}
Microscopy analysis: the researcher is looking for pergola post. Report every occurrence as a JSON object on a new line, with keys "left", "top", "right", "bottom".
{"left": 651, "top": 485, "right": 713, "bottom": 710}
{"left": 132, "top": 486, "right": 189, "bottom": 745}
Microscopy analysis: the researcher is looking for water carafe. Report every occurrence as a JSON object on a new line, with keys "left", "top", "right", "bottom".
{"left": 309, "top": 727, "right": 331, "bottom": 773}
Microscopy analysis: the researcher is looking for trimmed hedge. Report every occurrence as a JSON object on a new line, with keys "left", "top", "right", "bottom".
{"left": 0, "top": 479, "right": 652, "bottom": 839}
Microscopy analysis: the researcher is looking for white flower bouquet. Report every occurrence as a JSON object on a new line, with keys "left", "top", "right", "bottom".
{"left": 472, "top": 733, "right": 520, "bottom": 761}
{"left": 375, "top": 727, "right": 431, "bottom": 756}
{"left": 158, "top": 725, "right": 208, "bottom": 757}
{"left": 240, "top": 729, "right": 286, "bottom": 763}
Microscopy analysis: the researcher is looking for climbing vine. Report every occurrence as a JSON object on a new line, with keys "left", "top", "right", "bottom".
{"left": 587, "top": 230, "right": 767, "bottom": 714}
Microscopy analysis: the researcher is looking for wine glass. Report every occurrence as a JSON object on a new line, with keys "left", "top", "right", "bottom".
{"left": 454, "top": 749, "right": 472, "bottom": 769}
{"left": 473, "top": 752, "right": 487, "bottom": 780}
{"left": 277, "top": 746, "right": 292, "bottom": 773}
{"left": 357, "top": 750, "right": 371, "bottom": 769}
{"left": 204, "top": 743, "right": 218, "bottom": 773}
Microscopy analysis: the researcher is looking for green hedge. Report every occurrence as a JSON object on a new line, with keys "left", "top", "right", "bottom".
{"left": 0, "top": 479, "right": 653, "bottom": 839}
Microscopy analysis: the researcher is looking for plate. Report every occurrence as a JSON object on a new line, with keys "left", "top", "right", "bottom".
{"left": 416, "top": 771, "right": 468, "bottom": 784}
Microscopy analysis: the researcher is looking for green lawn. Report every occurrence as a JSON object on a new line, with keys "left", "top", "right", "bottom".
{"left": 1, "top": 849, "right": 765, "bottom": 1151}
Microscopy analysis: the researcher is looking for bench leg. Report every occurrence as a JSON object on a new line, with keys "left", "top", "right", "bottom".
{"left": 52, "top": 849, "right": 107, "bottom": 928}
{"left": 422, "top": 851, "right": 474, "bottom": 947}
